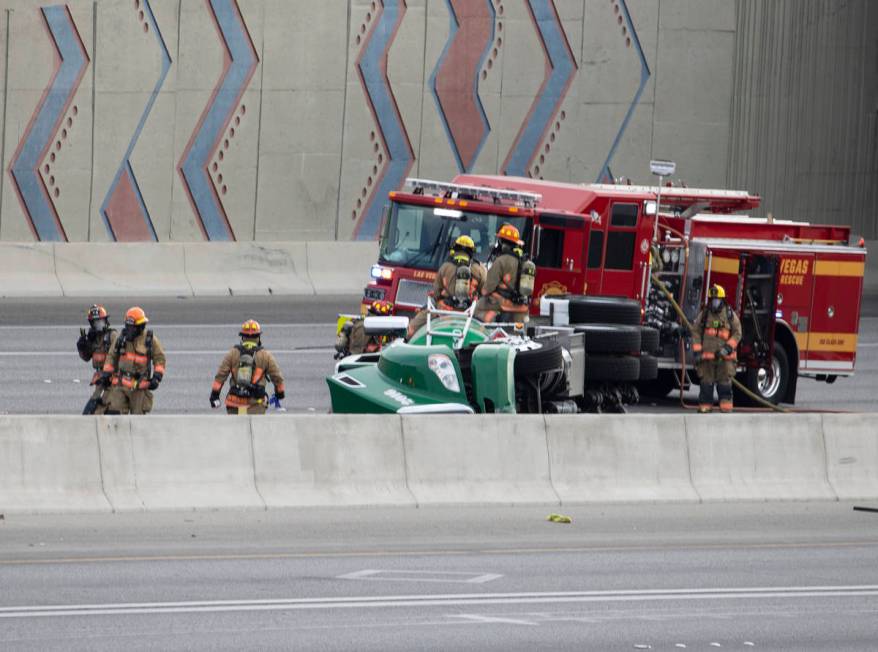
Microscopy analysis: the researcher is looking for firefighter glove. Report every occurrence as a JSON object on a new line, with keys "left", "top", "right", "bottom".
{"left": 148, "top": 372, "right": 163, "bottom": 390}
{"left": 209, "top": 390, "right": 221, "bottom": 409}
{"left": 275, "top": 390, "right": 285, "bottom": 401}
{"left": 720, "top": 344, "right": 734, "bottom": 357}
{"left": 76, "top": 334, "right": 90, "bottom": 359}
{"left": 96, "top": 372, "right": 112, "bottom": 388}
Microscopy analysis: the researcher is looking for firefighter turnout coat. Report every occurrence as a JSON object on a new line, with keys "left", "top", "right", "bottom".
{"left": 475, "top": 253, "right": 529, "bottom": 320}
{"left": 690, "top": 305, "right": 743, "bottom": 384}
{"left": 212, "top": 345, "right": 285, "bottom": 415}
{"left": 103, "top": 330, "right": 166, "bottom": 414}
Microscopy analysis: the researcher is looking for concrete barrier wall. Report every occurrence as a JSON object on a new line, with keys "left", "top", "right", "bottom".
{"left": 0, "top": 240, "right": 376, "bottom": 297}
{"left": 0, "top": 413, "right": 876, "bottom": 514}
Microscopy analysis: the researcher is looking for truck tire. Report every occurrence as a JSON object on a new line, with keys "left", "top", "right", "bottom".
{"left": 640, "top": 326, "right": 660, "bottom": 354}
{"left": 585, "top": 354, "right": 640, "bottom": 382}
{"left": 568, "top": 296, "right": 641, "bottom": 326}
{"left": 737, "top": 341, "right": 791, "bottom": 406}
{"left": 513, "top": 340, "right": 564, "bottom": 379}
{"left": 638, "top": 354, "right": 658, "bottom": 381}
{"left": 572, "top": 324, "right": 641, "bottom": 354}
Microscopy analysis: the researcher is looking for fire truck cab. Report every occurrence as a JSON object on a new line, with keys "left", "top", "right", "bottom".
{"left": 363, "top": 175, "right": 866, "bottom": 405}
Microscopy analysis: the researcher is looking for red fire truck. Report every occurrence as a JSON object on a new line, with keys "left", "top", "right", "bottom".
{"left": 362, "top": 175, "right": 866, "bottom": 405}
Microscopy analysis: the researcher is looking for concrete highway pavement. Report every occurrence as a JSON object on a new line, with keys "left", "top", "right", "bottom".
{"left": 1, "top": 294, "right": 877, "bottom": 414}
{"left": 0, "top": 503, "right": 877, "bottom": 651}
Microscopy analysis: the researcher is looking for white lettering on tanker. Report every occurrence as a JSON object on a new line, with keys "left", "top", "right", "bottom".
{"left": 384, "top": 389, "right": 414, "bottom": 407}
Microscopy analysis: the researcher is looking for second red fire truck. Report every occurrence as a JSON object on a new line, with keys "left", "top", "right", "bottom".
{"left": 361, "top": 174, "right": 866, "bottom": 406}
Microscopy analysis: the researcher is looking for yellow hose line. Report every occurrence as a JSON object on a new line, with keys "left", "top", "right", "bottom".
{"left": 649, "top": 274, "right": 789, "bottom": 413}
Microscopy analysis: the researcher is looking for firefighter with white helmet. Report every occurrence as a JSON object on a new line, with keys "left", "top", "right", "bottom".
{"left": 99, "top": 306, "right": 166, "bottom": 415}
{"left": 474, "top": 223, "right": 535, "bottom": 323}
{"left": 211, "top": 319, "right": 286, "bottom": 415}
{"left": 406, "top": 235, "right": 486, "bottom": 337}
{"left": 690, "top": 284, "right": 742, "bottom": 413}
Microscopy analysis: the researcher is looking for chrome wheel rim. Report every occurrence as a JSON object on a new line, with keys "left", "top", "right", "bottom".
{"left": 757, "top": 356, "right": 782, "bottom": 398}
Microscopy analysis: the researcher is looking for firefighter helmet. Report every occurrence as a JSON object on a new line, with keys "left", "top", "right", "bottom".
{"left": 239, "top": 319, "right": 262, "bottom": 337}
{"left": 87, "top": 304, "right": 108, "bottom": 322}
{"left": 369, "top": 300, "right": 393, "bottom": 315}
{"left": 496, "top": 223, "right": 523, "bottom": 246}
{"left": 124, "top": 306, "right": 148, "bottom": 326}
{"left": 708, "top": 284, "right": 726, "bottom": 299}
{"left": 453, "top": 235, "right": 475, "bottom": 252}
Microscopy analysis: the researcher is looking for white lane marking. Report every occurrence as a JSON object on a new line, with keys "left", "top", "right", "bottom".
{"left": 337, "top": 569, "right": 503, "bottom": 584}
{"left": 450, "top": 614, "right": 537, "bottom": 626}
{"left": 1, "top": 585, "right": 877, "bottom": 619}
{"left": 0, "top": 349, "right": 333, "bottom": 356}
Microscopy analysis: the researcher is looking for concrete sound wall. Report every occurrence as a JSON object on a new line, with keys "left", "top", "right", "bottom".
{"left": 0, "top": 413, "right": 875, "bottom": 514}
{"left": 1, "top": 0, "right": 874, "bottom": 244}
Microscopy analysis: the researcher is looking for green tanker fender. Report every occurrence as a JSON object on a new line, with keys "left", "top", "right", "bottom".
{"left": 470, "top": 344, "right": 517, "bottom": 413}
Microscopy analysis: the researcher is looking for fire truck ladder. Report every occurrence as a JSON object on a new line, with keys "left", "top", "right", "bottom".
{"left": 588, "top": 183, "right": 760, "bottom": 214}
{"left": 405, "top": 178, "right": 542, "bottom": 208}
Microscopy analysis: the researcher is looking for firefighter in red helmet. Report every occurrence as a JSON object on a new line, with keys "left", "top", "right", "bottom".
{"left": 335, "top": 300, "right": 394, "bottom": 358}
{"left": 77, "top": 304, "right": 118, "bottom": 414}
{"left": 211, "top": 319, "right": 286, "bottom": 415}
{"left": 99, "top": 306, "right": 166, "bottom": 415}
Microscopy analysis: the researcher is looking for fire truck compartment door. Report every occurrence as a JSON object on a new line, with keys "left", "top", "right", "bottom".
{"left": 532, "top": 215, "right": 587, "bottom": 307}
{"left": 598, "top": 202, "right": 645, "bottom": 299}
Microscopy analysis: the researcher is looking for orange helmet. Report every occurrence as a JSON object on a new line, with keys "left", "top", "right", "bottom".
{"left": 239, "top": 319, "right": 262, "bottom": 337}
{"left": 369, "top": 300, "right": 393, "bottom": 315}
{"left": 496, "top": 223, "right": 523, "bottom": 245}
{"left": 87, "top": 304, "right": 108, "bottom": 322}
{"left": 124, "top": 306, "right": 148, "bottom": 326}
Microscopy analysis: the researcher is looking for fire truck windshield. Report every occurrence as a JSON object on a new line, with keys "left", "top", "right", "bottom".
{"left": 379, "top": 202, "right": 528, "bottom": 270}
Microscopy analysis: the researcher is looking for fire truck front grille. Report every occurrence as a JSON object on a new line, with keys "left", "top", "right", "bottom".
{"left": 396, "top": 279, "right": 432, "bottom": 308}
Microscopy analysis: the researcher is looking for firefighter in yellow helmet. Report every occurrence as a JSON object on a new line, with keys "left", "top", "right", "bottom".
{"left": 690, "top": 284, "right": 742, "bottom": 413}
{"left": 211, "top": 319, "right": 286, "bottom": 415}
{"left": 77, "top": 304, "right": 118, "bottom": 414}
{"left": 474, "top": 223, "right": 535, "bottom": 323}
{"left": 99, "top": 306, "right": 166, "bottom": 415}
{"left": 406, "top": 234, "right": 487, "bottom": 338}
{"left": 335, "top": 300, "right": 393, "bottom": 358}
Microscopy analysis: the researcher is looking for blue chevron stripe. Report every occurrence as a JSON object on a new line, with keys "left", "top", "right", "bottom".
{"left": 355, "top": 0, "right": 414, "bottom": 240}
{"left": 503, "top": 0, "right": 576, "bottom": 177}
{"left": 8, "top": 5, "right": 88, "bottom": 241}
{"left": 178, "top": 0, "right": 257, "bottom": 241}
{"left": 596, "top": 0, "right": 651, "bottom": 183}
{"left": 99, "top": 0, "right": 170, "bottom": 241}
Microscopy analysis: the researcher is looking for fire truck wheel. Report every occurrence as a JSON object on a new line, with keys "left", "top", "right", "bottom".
{"left": 584, "top": 354, "right": 640, "bottom": 382}
{"left": 738, "top": 341, "right": 790, "bottom": 405}
{"left": 573, "top": 324, "right": 641, "bottom": 354}
{"left": 640, "top": 327, "right": 660, "bottom": 354}
{"left": 513, "top": 340, "right": 564, "bottom": 379}
{"left": 567, "top": 296, "right": 641, "bottom": 326}
{"left": 638, "top": 354, "right": 658, "bottom": 381}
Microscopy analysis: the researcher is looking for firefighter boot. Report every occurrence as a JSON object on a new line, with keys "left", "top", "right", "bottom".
{"left": 717, "top": 383, "right": 733, "bottom": 413}
{"left": 698, "top": 382, "right": 714, "bottom": 413}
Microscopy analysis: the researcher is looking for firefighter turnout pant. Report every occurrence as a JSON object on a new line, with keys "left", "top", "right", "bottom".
{"left": 696, "top": 357, "right": 735, "bottom": 413}
{"left": 105, "top": 387, "right": 154, "bottom": 415}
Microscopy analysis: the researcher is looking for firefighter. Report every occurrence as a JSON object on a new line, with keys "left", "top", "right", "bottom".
{"left": 691, "top": 284, "right": 742, "bottom": 413}
{"left": 211, "top": 319, "right": 286, "bottom": 415}
{"left": 474, "top": 223, "right": 535, "bottom": 323}
{"left": 76, "top": 304, "right": 118, "bottom": 415}
{"left": 99, "top": 306, "right": 166, "bottom": 415}
{"left": 406, "top": 235, "right": 487, "bottom": 338}
{"left": 335, "top": 300, "right": 393, "bottom": 358}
